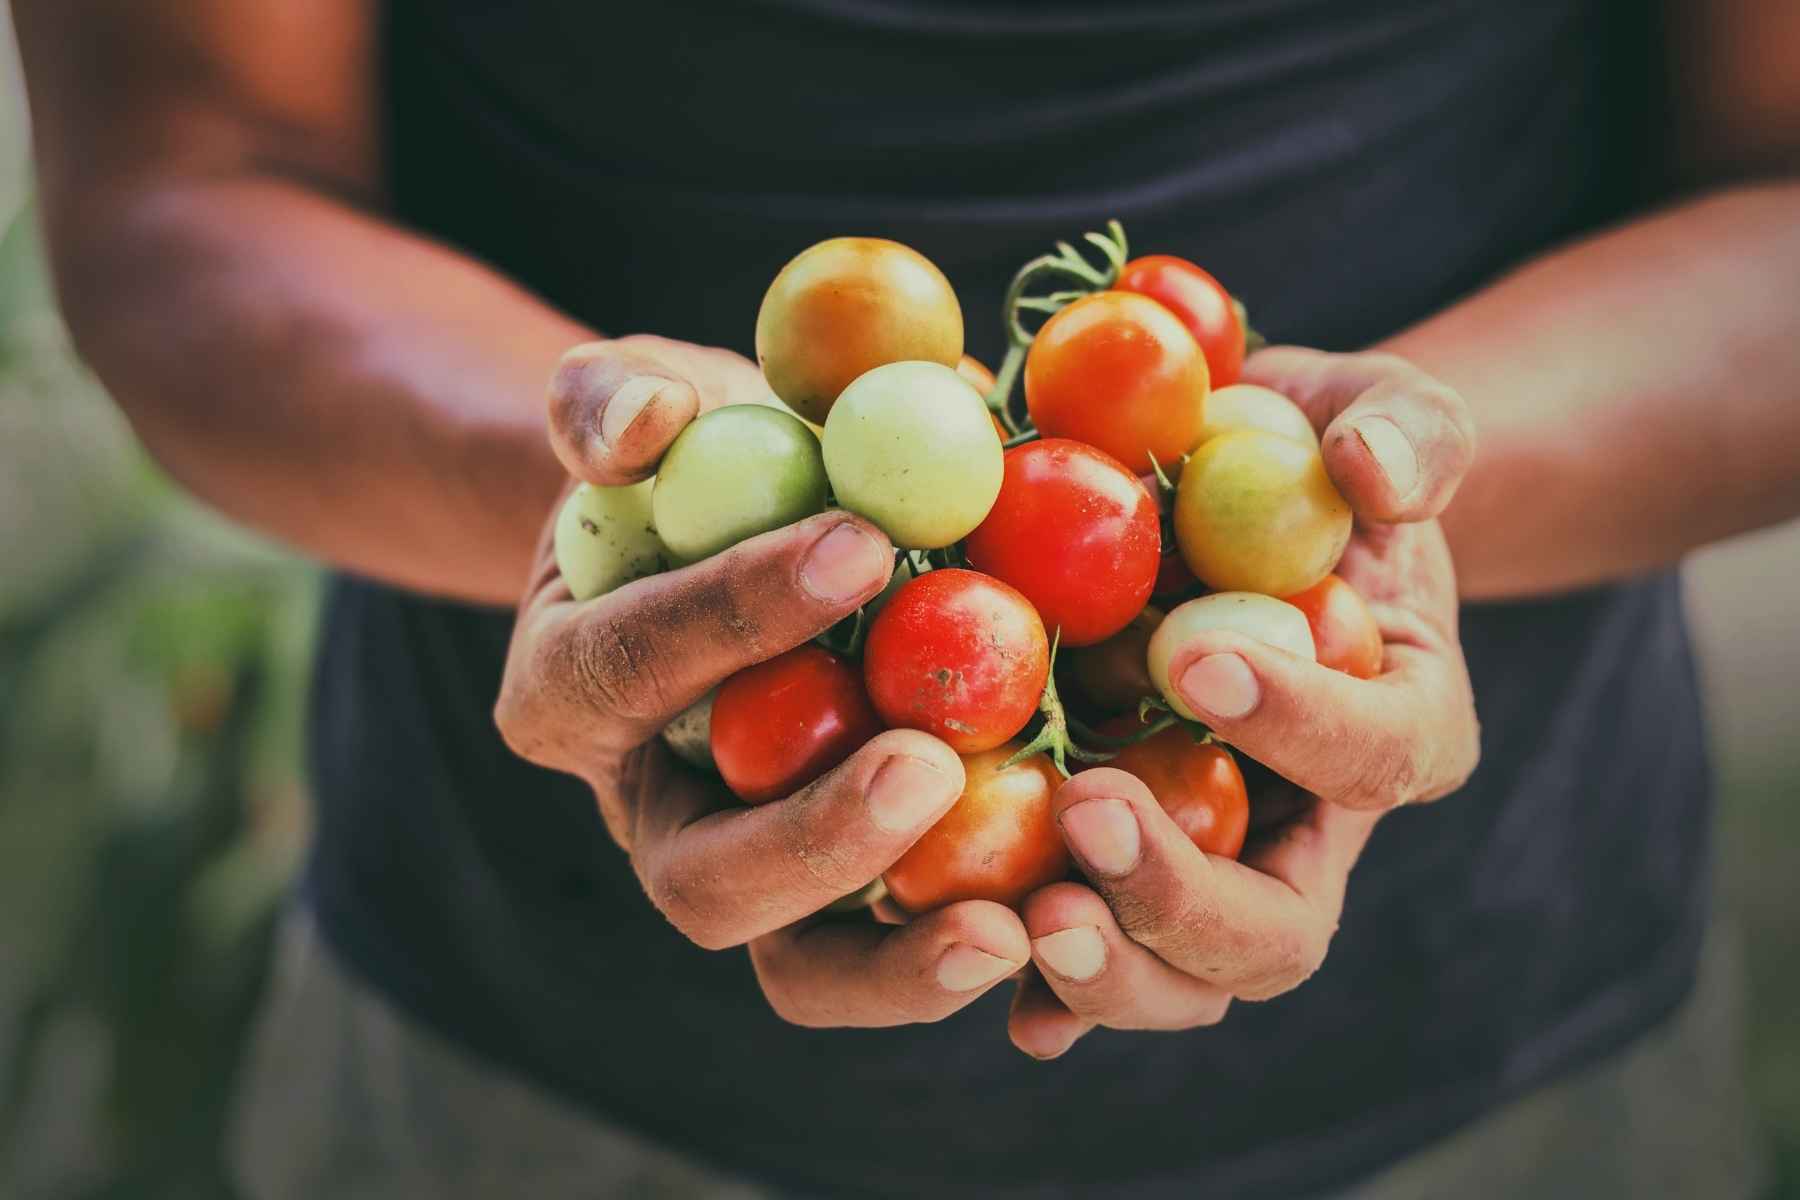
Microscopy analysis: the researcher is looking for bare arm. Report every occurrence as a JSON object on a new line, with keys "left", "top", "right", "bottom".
{"left": 15, "top": 0, "right": 586, "bottom": 604}
{"left": 1391, "top": 1, "right": 1800, "bottom": 600}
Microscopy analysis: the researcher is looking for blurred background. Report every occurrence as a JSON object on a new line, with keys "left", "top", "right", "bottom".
{"left": 0, "top": 11, "right": 1796, "bottom": 1200}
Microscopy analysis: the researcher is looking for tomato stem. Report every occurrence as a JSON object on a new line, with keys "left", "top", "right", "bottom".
{"left": 1233, "top": 296, "right": 1267, "bottom": 354}
{"left": 986, "top": 220, "right": 1132, "bottom": 437}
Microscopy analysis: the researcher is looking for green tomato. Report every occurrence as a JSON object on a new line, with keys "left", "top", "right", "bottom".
{"left": 822, "top": 361, "right": 1003, "bottom": 550}
{"left": 1147, "top": 592, "right": 1317, "bottom": 720}
{"left": 660, "top": 689, "right": 717, "bottom": 770}
{"left": 653, "top": 405, "right": 829, "bottom": 562}
{"left": 554, "top": 479, "right": 668, "bottom": 601}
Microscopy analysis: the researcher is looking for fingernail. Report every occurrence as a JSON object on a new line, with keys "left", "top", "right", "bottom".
{"left": 1033, "top": 926, "right": 1106, "bottom": 982}
{"left": 866, "top": 754, "right": 959, "bottom": 833}
{"left": 1058, "top": 798, "right": 1141, "bottom": 877}
{"left": 937, "top": 944, "right": 1017, "bottom": 992}
{"left": 599, "top": 375, "right": 674, "bottom": 448}
{"left": 800, "top": 522, "right": 890, "bottom": 604}
{"left": 1178, "top": 653, "right": 1259, "bottom": 719}
{"left": 1352, "top": 416, "right": 1419, "bottom": 499}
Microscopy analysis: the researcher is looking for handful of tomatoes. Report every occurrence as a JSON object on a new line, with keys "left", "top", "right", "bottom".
{"left": 554, "top": 224, "right": 1383, "bottom": 915}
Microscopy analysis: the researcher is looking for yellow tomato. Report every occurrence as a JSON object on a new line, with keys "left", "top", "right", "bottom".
{"left": 1173, "top": 430, "right": 1351, "bottom": 596}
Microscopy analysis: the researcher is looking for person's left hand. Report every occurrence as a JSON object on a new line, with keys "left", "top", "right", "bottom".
{"left": 1007, "top": 347, "right": 1482, "bottom": 1058}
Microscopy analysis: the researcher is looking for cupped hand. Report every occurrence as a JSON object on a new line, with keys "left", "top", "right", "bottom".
{"left": 1009, "top": 347, "right": 1482, "bottom": 1058}
{"left": 498, "top": 339, "right": 1031, "bottom": 1028}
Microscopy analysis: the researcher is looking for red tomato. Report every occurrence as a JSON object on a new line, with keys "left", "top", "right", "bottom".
{"left": 1102, "top": 718, "right": 1249, "bottom": 859}
{"left": 1024, "top": 291, "right": 1210, "bottom": 472}
{"left": 1281, "top": 573, "right": 1383, "bottom": 679}
{"left": 863, "top": 569, "right": 1048, "bottom": 753}
{"left": 1117, "top": 254, "right": 1247, "bottom": 388}
{"left": 1152, "top": 540, "right": 1201, "bottom": 602}
{"left": 884, "top": 745, "right": 1069, "bottom": 911}
{"left": 964, "top": 439, "right": 1159, "bottom": 646}
{"left": 710, "top": 646, "right": 884, "bottom": 804}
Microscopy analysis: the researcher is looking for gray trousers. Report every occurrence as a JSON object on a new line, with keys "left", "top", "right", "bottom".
{"left": 229, "top": 909, "right": 1769, "bottom": 1200}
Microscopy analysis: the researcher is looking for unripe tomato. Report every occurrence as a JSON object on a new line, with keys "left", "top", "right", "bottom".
{"left": 653, "top": 405, "right": 828, "bottom": 562}
{"left": 883, "top": 744, "right": 1069, "bottom": 912}
{"left": 1282, "top": 573, "right": 1383, "bottom": 679}
{"left": 964, "top": 439, "right": 1159, "bottom": 647}
{"left": 756, "top": 237, "right": 963, "bottom": 424}
{"left": 1147, "top": 592, "right": 1316, "bottom": 721}
{"left": 1116, "top": 254, "right": 1246, "bottom": 388}
{"left": 553, "top": 479, "right": 668, "bottom": 601}
{"left": 1024, "top": 290, "right": 1210, "bottom": 473}
{"left": 823, "top": 361, "right": 1003, "bottom": 550}
{"left": 711, "top": 646, "right": 884, "bottom": 805}
{"left": 1102, "top": 719, "right": 1249, "bottom": 859}
{"left": 1173, "top": 429, "right": 1351, "bottom": 596}
{"left": 661, "top": 689, "right": 717, "bottom": 771}
{"left": 1198, "top": 384, "right": 1318, "bottom": 448}
{"left": 863, "top": 569, "right": 1048, "bottom": 753}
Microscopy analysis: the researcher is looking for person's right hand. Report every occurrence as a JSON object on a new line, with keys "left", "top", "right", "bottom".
{"left": 495, "top": 338, "right": 1032, "bottom": 1026}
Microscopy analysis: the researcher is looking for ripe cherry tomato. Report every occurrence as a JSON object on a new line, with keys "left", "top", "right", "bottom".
{"left": 883, "top": 745, "right": 1068, "bottom": 912}
{"left": 710, "top": 646, "right": 884, "bottom": 804}
{"left": 1065, "top": 605, "right": 1161, "bottom": 716}
{"left": 1117, "top": 254, "right": 1245, "bottom": 388}
{"left": 1102, "top": 719, "right": 1249, "bottom": 859}
{"left": 964, "top": 439, "right": 1159, "bottom": 647}
{"left": 1024, "top": 290, "right": 1210, "bottom": 473}
{"left": 1282, "top": 573, "right": 1383, "bottom": 679}
{"left": 1152, "top": 540, "right": 1201, "bottom": 603}
{"left": 1173, "top": 429, "right": 1352, "bottom": 596}
{"left": 756, "top": 237, "right": 963, "bottom": 423}
{"left": 863, "top": 569, "right": 1048, "bottom": 753}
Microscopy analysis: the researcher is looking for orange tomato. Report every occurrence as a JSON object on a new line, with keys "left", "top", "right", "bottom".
{"left": 1103, "top": 719, "right": 1249, "bottom": 859}
{"left": 1282, "top": 573, "right": 1383, "bottom": 679}
{"left": 756, "top": 237, "right": 963, "bottom": 423}
{"left": 883, "top": 745, "right": 1069, "bottom": 912}
{"left": 1024, "top": 290, "right": 1209, "bottom": 473}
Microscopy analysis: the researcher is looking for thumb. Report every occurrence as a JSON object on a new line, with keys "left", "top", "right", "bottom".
{"left": 547, "top": 341, "right": 701, "bottom": 486}
{"left": 1241, "top": 347, "right": 1476, "bottom": 523}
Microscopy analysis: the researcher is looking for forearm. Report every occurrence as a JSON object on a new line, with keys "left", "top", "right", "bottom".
{"left": 1382, "top": 181, "right": 1800, "bottom": 600}
{"left": 47, "top": 174, "right": 586, "bottom": 606}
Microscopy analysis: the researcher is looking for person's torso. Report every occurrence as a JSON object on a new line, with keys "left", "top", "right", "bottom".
{"left": 304, "top": 3, "right": 1708, "bottom": 1196}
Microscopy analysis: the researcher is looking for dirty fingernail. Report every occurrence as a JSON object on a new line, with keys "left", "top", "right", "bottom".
{"left": 866, "top": 754, "right": 959, "bottom": 833}
{"left": 1059, "top": 798, "right": 1141, "bottom": 877}
{"left": 937, "top": 944, "right": 1018, "bottom": 992}
{"left": 599, "top": 375, "right": 676, "bottom": 448}
{"left": 1178, "top": 653, "right": 1259, "bottom": 720}
{"left": 800, "top": 522, "right": 891, "bottom": 604}
{"left": 1033, "top": 926, "right": 1106, "bottom": 982}
{"left": 1352, "top": 416, "right": 1419, "bottom": 499}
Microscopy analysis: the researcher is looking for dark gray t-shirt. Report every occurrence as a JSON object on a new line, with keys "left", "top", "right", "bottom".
{"left": 302, "top": 2, "right": 1710, "bottom": 1195}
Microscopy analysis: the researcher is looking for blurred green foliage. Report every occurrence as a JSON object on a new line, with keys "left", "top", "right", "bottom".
{"left": 0, "top": 196, "right": 319, "bottom": 1198}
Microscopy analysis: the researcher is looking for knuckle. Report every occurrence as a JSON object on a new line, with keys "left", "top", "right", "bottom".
{"left": 647, "top": 862, "right": 736, "bottom": 951}
{"left": 778, "top": 810, "right": 871, "bottom": 900}
{"left": 555, "top": 611, "right": 678, "bottom": 725}
{"left": 1241, "top": 922, "right": 1331, "bottom": 1001}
